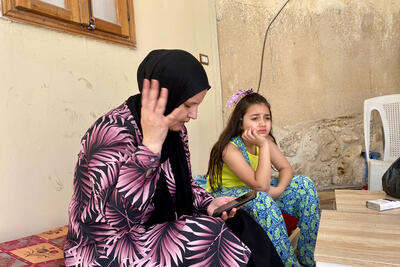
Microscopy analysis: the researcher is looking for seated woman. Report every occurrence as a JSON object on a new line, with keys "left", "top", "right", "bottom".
{"left": 206, "top": 90, "right": 321, "bottom": 267}
{"left": 64, "top": 50, "right": 282, "bottom": 266}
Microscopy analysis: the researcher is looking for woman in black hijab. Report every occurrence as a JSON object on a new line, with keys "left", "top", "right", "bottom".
{"left": 64, "top": 49, "right": 282, "bottom": 267}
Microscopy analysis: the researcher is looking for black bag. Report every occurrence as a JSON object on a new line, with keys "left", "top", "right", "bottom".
{"left": 382, "top": 157, "right": 400, "bottom": 198}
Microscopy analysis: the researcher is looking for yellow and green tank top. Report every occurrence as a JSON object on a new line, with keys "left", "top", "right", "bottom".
{"left": 206, "top": 141, "right": 258, "bottom": 192}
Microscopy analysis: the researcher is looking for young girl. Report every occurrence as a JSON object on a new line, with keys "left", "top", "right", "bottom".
{"left": 206, "top": 91, "right": 321, "bottom": 267}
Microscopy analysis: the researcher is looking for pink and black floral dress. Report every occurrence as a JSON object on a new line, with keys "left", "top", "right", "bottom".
{"left": 64, "top": 102, "right": 251, "bottom": 266}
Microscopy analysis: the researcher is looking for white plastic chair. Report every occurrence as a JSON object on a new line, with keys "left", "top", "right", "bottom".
{"left": 364, "top": 94, "right": 400, "bottom": 190}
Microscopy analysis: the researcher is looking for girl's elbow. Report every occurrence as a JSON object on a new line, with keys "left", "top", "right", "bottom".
{"left": 288, "top": 166, "right": 294, "bottom": 177}
{"left": 282, "top": 165, "right": 294, "bottom": 177}
{"left": 253, "top": 183, "right": 269, "bottom": 192}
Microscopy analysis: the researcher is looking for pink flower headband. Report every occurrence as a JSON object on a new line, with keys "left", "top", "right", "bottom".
{"left": 226, "top": 88, "right": 253, "bottom": 107}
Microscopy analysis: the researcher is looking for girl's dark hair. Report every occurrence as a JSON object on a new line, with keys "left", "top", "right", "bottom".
{"left": 206, "top": 93, "right": 276, "bottom": 191}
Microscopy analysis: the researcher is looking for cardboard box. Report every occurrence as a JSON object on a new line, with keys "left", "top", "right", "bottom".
{"left": 366, "top": 198, "right": 400, "bottom": 211}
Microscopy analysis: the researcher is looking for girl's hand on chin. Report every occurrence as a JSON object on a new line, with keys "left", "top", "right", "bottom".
{"left": 242, "top": 128, "right": 268, "bottom": 147}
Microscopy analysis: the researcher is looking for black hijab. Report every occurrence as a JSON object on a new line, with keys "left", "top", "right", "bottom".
{"left": 127, "top": 49, "right": 211, "bottom": 227}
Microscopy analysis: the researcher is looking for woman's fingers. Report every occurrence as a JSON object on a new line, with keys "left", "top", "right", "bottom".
{"left": 228, "top": 208, "right": 237, "bottom": 218}
{"left": 221, "top": 208, "right": 237, "bottom": 220}
{"left": 140, "top": 79, "right": 170, "bottom": 153}
{"left": 155, "top": 87, "right": 168, "bottom": 115}
{"left": 141, "top": 79, "right": 151, "bottom": 108}
{"left": 146, "top": 79, "right": 160, "bottom": 110}
{"left": 142, "top": 80, "right": 168, "bottom": 116}
{"left": 220, "top": 211, "right": 228, "bottom": 220}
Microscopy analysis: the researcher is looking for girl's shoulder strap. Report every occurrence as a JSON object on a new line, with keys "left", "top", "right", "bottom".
{"left": 231, "top": 136, "right": 251, "bottom": 166}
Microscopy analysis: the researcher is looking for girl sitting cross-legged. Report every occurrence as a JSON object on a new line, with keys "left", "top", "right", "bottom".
{"left": 206, "top": 90, "right": 321, "bottom": 267}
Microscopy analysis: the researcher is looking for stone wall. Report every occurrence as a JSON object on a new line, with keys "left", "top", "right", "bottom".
{"left": 273, "top": 112, "right": 383, "bottom": 190}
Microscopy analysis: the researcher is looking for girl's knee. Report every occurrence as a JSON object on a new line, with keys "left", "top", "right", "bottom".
{"left": 256, "top": 192, "right": 283, "bottom": 218}
{"left": 302, "top": 175, "right": 315, "bottom": 186}
{"left": 248, "top": 192, "right": 280, "bottom": 214}
{"left": 293, "top": 175, "right": 317, "bottom": 189}
{"left": 302, "top": 176, "right": 319, "bottom": 198}
{"left": 254, "top": 191, "right": 274, "bottom": 206}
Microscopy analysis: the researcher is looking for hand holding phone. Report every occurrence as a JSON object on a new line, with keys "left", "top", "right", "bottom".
{"left": 212, "top": 191, "right": 256, "bottom": 217}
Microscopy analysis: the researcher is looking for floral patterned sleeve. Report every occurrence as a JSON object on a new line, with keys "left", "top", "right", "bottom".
{"left": 191, "top": 176, "right": 214, "bottom": 212}
{"left": 181, "top": 127, "right": 214, "bottom": 212}
{"left": 73, "top": 110, "right": 162, "bottom": 220}
{"left": 116, "top": 144, "right": 161, "bottom": 212}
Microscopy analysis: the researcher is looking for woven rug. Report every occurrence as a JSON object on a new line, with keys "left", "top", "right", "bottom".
{"left": 0, "top": 226, "right": 67, "bottom": 266}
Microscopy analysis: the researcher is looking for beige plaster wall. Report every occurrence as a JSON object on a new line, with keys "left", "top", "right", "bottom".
{"left": 0, "top": 0, "right": 223, "bottom": 242}
{"left": 217, "top": 0, "right": 400, "bottom": 190}
{"left": 217, "top": 0, "right": 400, "bottom": 125}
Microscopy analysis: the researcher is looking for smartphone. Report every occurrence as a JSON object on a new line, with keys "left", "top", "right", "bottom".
{"left": 212, "top": 191, "right": 257, "bottom": 217}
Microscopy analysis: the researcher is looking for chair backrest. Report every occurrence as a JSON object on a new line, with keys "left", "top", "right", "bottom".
{"left": 364, "top": 94, "right": 400, "bottom": 162}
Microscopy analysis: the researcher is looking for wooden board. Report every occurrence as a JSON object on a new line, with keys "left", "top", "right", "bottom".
{"left": 315, "top": 210, "right": 400, "bottom": 266}
{"left": 335, "top": 190, "right": 400, "bottom": 215}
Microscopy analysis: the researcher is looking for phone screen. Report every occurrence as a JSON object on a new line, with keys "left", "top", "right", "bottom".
{"left": 212, "top": 191, "right": 256, "bottom": 217}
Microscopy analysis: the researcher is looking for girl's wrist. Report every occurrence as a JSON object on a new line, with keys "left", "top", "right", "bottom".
{"left": 276, "top": 185, "right": 285, "bottom": 195}
{"left": 258, "top": 141, "right": 269, "bottom": 149}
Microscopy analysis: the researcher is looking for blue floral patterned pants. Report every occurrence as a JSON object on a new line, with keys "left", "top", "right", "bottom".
{"left": 210, "top": 175, "right": 320, "bottom": 267}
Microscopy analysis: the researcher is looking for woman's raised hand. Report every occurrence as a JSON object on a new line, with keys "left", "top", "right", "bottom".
{"left": 141, "top": 79, "right": 179, "bottom": 153}
{"left": 241, "top": 128, "right": 268, "bottom": 147}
